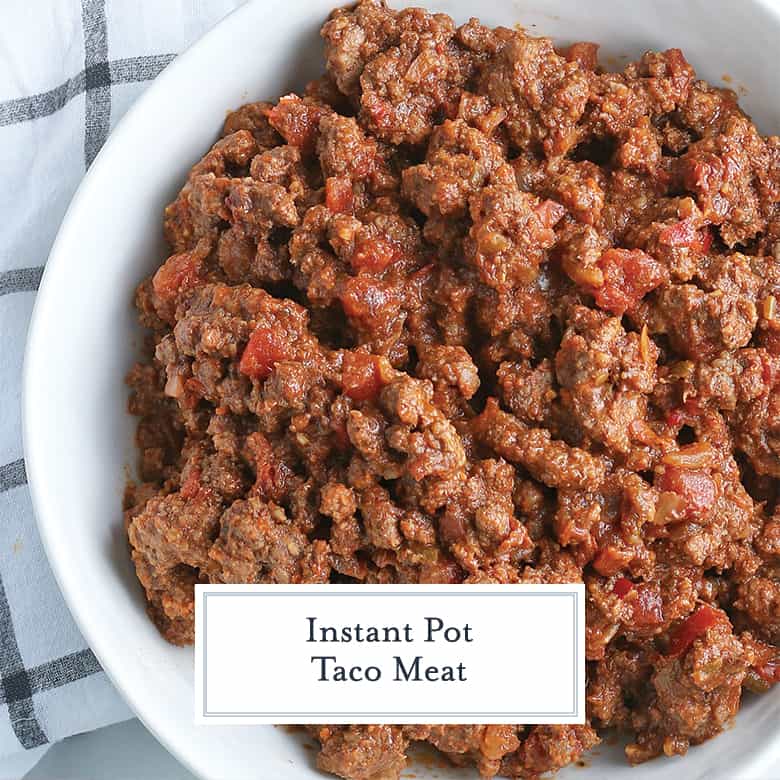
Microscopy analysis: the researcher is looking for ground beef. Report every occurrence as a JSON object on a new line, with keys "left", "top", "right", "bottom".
{"left": 125, "top": 2, "right": 780, "bottom": 777}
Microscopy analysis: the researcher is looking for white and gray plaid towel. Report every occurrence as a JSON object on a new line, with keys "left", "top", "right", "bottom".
{"left": 0, "top": 0, "right": 246, "bottom": 772}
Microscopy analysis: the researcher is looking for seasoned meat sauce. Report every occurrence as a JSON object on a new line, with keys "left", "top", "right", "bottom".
{"left": 125, "top": 1, "right": 780, "bottom": 777}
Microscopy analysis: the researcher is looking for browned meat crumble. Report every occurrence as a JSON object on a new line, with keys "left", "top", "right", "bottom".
{"left": 125, "top": 1, "right": 780, "bottom": 777}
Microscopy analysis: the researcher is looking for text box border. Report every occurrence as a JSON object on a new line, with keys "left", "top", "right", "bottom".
{"left": 198, "top": 587, "right": 582, "bottom": 721}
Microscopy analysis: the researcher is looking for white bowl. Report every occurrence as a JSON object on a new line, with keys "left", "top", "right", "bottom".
{"left": 22, "top": 1, "right": 780, "bottom": 778}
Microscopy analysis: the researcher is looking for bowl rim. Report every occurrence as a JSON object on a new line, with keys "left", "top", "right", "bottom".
{"left": 20, "top": 2, "right": 261, "bottom": 777}
{"left": 21, "top": 0, "right": 780, "bottom": 778}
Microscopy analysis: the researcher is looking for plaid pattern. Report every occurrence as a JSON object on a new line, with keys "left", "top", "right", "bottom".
{"left": 0, "top": 0, "right": 244, "bottom": 764}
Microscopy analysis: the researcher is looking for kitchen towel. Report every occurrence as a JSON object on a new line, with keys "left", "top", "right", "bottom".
{"left": 0, "top": 0, "right": 245, "bottom": 769}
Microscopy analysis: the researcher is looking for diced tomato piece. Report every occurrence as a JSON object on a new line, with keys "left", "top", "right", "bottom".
{"left": 239, "top": 328, "right": 291, "bottom": 380}
{"left": 755, "top": 659, "right": 780, "bottom": 684}
{"left": 655, "top": 466, "right": 716, "bottom": 519}
{"left": 564, "top": 41, "right": 600, "bottom": 70}
{"left": 631, "top": 585, "right": 664, "bottom": 627}
{"left": 362, "top": 95, "right": 392, "bottom": 132}
{"left": 325, "top": 176, "right": 354, "bottom": 214}
{"left": 341, "top": 351, "right": 386, "bottom": 402}
{"left": 614, "top": 579, "right": 664, "bottom": 625}
{"left": 658, "top": 219, "right": 712, "bottom": 254}
{"left": 666, "top": 408, "right": 685, "bottom": 428}
{"left": 340, "top": 276, "right": 400, "bottom": 326}
{"left": 699, "top": 228, "right": 713, "bottom": 254}
{"left": 245, "top": 432, "right": 290, "bottom": 501}
{"left": 268, "top": 95, "right": 328, "bottom": 153}
{"left": 534, "top": 199, "right": 566, "bottom": 230}
{"left": 152, "top": 249, "right": 203, "bottom": 302}
{"left": 350, "top": 236, "right": 401, "bottom": 273}
{"left": 594, "top": 248, "right": 667, "bottom": 316}
{"left": 668, "top": 604, "right": 722, "bottom": 656}
{"left": 658, "top": 219, "right": 691, "bottom": 246}
{"left": 682, "top": 151, "right": 725, "bottom": 194}
{"left": 762, "top": 351, "right": 780, "bottom": 386}
{"left": 665, "top": 400, "right": 703, "bottom": 429}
